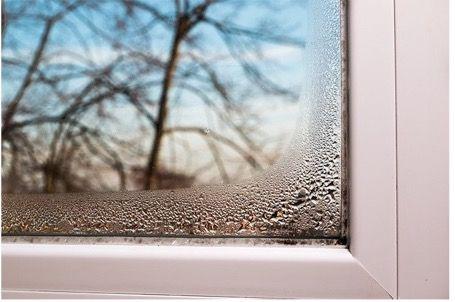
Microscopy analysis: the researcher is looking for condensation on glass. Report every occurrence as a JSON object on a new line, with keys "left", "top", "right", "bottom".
{"left": 2, "top": 0, "right": 347, "bottom": 241}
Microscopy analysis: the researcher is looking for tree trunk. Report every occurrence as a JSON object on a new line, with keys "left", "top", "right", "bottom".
{"left": 143, "top": 18, "right": 187, "bottom": 190}
{"left": 43, "top": 162, "right": 57, "bottom": 193}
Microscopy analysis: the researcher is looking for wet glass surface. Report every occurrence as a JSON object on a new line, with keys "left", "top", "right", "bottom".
{"left": 2, "top": 0, "right": 346, "bottom": 241}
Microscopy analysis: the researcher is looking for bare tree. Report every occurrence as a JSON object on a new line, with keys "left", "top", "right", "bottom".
{"left": 2, "top": 0, "right": 305, "bottom": 193}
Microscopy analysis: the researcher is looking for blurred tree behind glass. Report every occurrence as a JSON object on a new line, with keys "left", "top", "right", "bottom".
{"left": 1, "top": 0, "right": 306, "bottom": 193}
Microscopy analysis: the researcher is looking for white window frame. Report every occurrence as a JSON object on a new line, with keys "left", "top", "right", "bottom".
{"left": 1, "top": 0, "right": 448, "bottom": 298}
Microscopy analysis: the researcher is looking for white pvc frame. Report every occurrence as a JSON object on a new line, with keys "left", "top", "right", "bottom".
{"left": 1, "top": 0, "right": 448, "bottom": 298}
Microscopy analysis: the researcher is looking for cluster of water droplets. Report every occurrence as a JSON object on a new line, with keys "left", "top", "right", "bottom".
{"left": 2, "top": 0, "right": 343, "bottom": 239}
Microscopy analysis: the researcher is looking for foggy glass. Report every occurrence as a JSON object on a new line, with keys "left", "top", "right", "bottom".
{"left": 2, "top": 0, "right": 346, "bottom": 241}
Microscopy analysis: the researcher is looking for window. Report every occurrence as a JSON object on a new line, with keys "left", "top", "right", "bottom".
{"left": 2, "top": 0, "right": 346, "bottom": 241}
{"left": 2, "top": 0, "right": 449, "bottom": 299}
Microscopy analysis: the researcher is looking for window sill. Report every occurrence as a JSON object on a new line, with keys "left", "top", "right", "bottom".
{"left": 2, "top": 243, "right": 389, "bottom": 299}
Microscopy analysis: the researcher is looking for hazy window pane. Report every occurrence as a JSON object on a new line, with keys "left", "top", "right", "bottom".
{"left": 2, "top": 0, "right": 307, "bottom": 192}
{"left": 2, "top": 0, "right": 346, "bottom": 241}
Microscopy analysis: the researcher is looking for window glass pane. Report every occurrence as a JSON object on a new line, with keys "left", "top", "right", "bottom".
{"left": 2, "top": 0, "right": 346, "bottom": 242}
